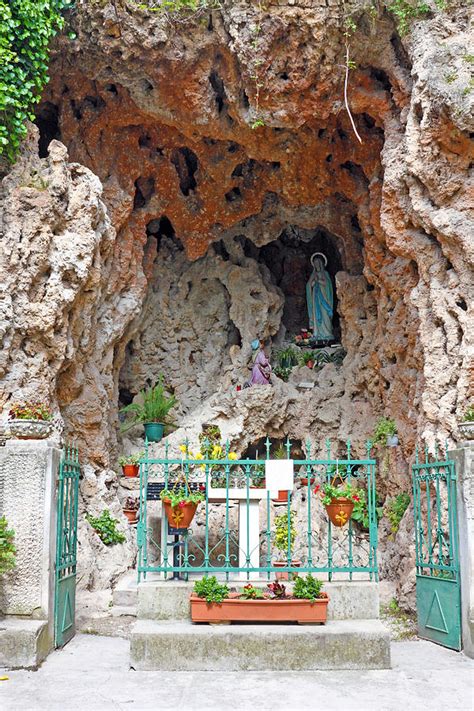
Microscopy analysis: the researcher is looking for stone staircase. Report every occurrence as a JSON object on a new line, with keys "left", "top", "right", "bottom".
{"left": 129, "top": 578, "right": 391, "bottom": 671}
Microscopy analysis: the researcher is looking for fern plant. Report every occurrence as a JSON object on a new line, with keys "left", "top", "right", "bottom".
{"left": 120, "top": 376, "right": 177, "bottom": 431}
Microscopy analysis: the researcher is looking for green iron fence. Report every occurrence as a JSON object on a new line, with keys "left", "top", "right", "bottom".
{"left": 413, "top": 444, "right": 461, "bottom": 650}
{"left": 137, "top": 437, "right": 378, "bottom": 582}
{"left": 54, "top": 443, "right": 80, "bottom": 648}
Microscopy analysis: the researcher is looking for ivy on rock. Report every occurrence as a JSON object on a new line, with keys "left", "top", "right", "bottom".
{"left": 0, "top": 0, "right": 73, "bottom": 163}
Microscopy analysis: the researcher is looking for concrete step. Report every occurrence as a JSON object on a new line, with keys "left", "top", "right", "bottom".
{"left": 112, "top": 572, "right": 138, "bottom": 608}
{"left": 0, "top": 618, "right": 51, "bottom": 669}
{"left": 130, "top": 618, "right": 391, "bottom": 671}
{"left": 137, "top": 579, "right": 380, "bottom": 621}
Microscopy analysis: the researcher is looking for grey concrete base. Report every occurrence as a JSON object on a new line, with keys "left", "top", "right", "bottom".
{"left": 137, "top": 579, "right": 380, "bottom": 621}
{"left": 113, "top": 572, "right": 138, "bottom": 608}
{"left": 130, "top": 618, "right": 391, "bottom": 670}
{"left": 0, "top": 617, "right": 52, "bottom": 669}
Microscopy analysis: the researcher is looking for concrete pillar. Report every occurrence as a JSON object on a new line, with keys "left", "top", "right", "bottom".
{"left": 450, "top": 440, "right": 474, "bottom": 658}
{"left": 0, "top": 439, "right": 60, "bottom": 667}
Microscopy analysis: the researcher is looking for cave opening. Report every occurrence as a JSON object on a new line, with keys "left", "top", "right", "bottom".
{"left": 35, "top": 101, "right": 61, "bottom": 158}
{"left": 240, "top": 226, "right": 344, "bottom": 339}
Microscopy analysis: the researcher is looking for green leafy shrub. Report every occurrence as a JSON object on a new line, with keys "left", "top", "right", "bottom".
{"left": 240, "top": 583, "right": 264, "bottom": 599}
{"left": 274, "top": 510, "right": 296, "bottom": 556}
{"left": 385, "top": 493, "right": 410, "bottom": 533}
{"left": 373, "top": 417, "right": 397, "bottom": 445}
{"left": 160, "top": 487, "right": 204, "bottom": 507}
{"left": 86, "top": 510, "right": 126, "bottom": 545}
{"left": 293, "top": 574, "right": 325, "bottom": 601}
{"left": 462, "top": 406, "right": 474, "bottom": 423}
{"left": 194, "top": 576, "right": 229, "bottom": 603}
{"left": 0, "top": 516, "right": 16, "bottom": 575}
{"left": 350, "top": 489, "right": 383, "bottom": 529}
{"left": 8, "top": 401, "right": 52, "bottom": 421}
{"left": 118, "top": 451, "right": 144, "bottom": 467}
{"left": 0, "top": 1, "right": 73, "bottom": 163}
{"left": 387, "top": 0, "right": 430, "bottom": 35}
{"left": 275, "top": 346, "right": 299, "bottom": 370}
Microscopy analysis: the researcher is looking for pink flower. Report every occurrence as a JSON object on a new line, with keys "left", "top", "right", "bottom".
{"left": 178, "top": 501, "right": 186, "bottom": 508}
{"left": 352, "top": 495, "right": 360, "bottom": 502}
{"left": 313, "top": 485, "right": 321, "bottom": 494}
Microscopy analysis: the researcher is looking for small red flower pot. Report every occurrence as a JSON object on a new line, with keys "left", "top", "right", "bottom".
{"left": 123, "top": 508, "right": 138, "bottom": 524}
{"left": 325, "top": 497, "right": 355, "bottom": 527}
{"left": 122, "top": 464, "right": 139, "bottom": 478}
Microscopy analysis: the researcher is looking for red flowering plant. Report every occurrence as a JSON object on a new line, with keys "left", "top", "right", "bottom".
{"left": 8, "top": 401, "right": 52, "bottom": 421}
{"left": 315, "top": 481, "right": 363, "bottom": 505}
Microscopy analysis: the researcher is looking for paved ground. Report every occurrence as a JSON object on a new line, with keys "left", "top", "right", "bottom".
{"left": 0, "top": 634, "right": 472, "bottom": 711}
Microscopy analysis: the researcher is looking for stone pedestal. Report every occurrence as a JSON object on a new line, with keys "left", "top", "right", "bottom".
{"left": 0, "top": 439, "right": 60, "bottom": 668}
{"left": 450, "top": 440, "right": 474, "bottom": 658}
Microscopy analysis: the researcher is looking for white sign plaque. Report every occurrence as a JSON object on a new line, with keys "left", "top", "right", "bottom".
{"left": 265, "top": 459, "right": 294, "bottom": 493}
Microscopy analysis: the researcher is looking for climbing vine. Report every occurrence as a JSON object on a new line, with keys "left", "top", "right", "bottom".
{"left": 0, "top": 0, "right": 73, "bottom": 163}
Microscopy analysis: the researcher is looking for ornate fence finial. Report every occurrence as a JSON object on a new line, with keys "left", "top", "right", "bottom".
{"left": 346, "top": 438, "right": 351, "bottom": 460}
{"left": 265, "top": 437, "right": 271, "bottom": 459}
{"left": 325, "top": 438, "right": 331, "bottom": 459}
{"left": 305, "top": 437, "right": 312, "bottom": 459}
{"left": 285, "top": 436, "right": 291, "bottom": 458}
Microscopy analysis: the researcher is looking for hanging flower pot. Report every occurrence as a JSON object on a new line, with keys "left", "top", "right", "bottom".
{"left": 160, "top": 487, "right": 205, "bottom": 530}
{"left": 162, "top": 499, "right": 198, "bottom": 529}
{"left": 324, "top": 497, "right": 355, "bottom": 527}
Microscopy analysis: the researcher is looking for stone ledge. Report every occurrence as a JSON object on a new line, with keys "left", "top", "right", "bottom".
{"left": 137, "top": 579, "right": 380, "bottom": 621}
{"left": 130, "top": 618, "right": 391, "bottom": 671}
{"left": 0, "top": 618, "right": 52, "bottom": 669}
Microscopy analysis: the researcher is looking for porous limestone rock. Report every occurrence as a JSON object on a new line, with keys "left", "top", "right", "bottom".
{"left": 0, "top": 0, "right": 472, "bottom": 603}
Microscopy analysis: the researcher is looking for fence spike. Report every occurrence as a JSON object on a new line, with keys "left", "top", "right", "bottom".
{"left": 265, "top": 437, "right": 271, "bottom": 459}
{"left": 424, "top": 444, "right": 429, "bottom": 464}
{"left": 346, "top": 438, "right": 351, "bottom": 459}
{"left": 224, "top": 439, "right": 230, "bottom": 455}
{"left": 366, "top": 439, "right": 373, "bottom": 457}
{"left": 305, "top": 438, "right": 312, "bottom": 460}
{"left": 285, "top": 436, "right": 291, "bottom": 458}
{"left": 415, "top": 445, "right": 419, "bottom": 465}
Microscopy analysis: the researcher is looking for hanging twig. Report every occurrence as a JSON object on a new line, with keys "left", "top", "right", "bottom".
{"left": 343, "top": 38, "right": 363, "bottom": 144}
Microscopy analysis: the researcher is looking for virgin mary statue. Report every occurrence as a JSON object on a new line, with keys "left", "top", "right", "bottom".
{"left": 306, "top": 252, "right": 334, "bottom": 341}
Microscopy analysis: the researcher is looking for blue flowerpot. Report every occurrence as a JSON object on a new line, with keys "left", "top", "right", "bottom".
{"left": 144, "top": 422, "right": 164, "bottom": 442}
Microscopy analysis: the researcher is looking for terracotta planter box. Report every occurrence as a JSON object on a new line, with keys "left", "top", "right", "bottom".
{"left": 122, "top": 464, "right": 139, "bottom": 478}
{"left": 190, "top": 593, "right": 328, "bottom": 624}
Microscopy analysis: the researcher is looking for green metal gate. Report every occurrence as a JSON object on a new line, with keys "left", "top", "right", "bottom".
{"left": 412, "top": 446, "right": 461, "bottom": 651}
{"left": 54, "top": 443, "right": 80, "bottom": 648}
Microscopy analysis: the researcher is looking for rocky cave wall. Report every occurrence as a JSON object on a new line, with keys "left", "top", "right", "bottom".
{"left": 0, "top": 0, "right": 472, "bottom": 598}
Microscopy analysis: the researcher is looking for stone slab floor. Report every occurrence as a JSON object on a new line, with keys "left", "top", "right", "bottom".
{"left": 0, "top": 635, "right": 472, "bottom": 711}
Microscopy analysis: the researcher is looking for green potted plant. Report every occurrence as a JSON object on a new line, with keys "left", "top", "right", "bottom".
{"left": 0, "top": 516, "right": 16, "bottom": 576}
{"left": 373, "top": 417, "right": 398, "bottom": 447}
{"left": 7, "top": 400, "right": 53, "bottom": 439}
{"left": 316, "top": 480, "right": 364, "bottom": 527}
{"left": 118, "top": 451, "right": 143, "bottom": 478}
{"left": 190, "top": 574, "right": 328, "bottom": 624}
{"left": 160, "top": 486, "right": 205, "bottom": 530}
{"left": 120, "top": 376, "right": 177, "bottom": 442}
{"left": 275, "top": 346, "right": 299, "bottom": 370}
{"left": 300, "top": 351, "right": 316, "bottom": 369}
{"left": 459, "top": 406, "right": 474, "bottom": 440}
{"left": 123, "top": 496, "right": 139, "bottom": 524}
{"left": 273, "top": 510, "right": 301, "bottom": 579}
{"left": 85, "top": 510, "right": 126, "bottom": 545}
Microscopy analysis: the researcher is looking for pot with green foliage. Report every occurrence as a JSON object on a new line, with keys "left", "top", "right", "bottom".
{"left": 190, "top": 574, "right": 328, "bottom": 624}
{"left": 120, "top": 376, "right": 177, "bottom": 442}
{"left": 118, "top": 451, "right": 144, "bottom": 478}
{"left": 160, "top": 487, "right": 204, "bottom": 530}
{"left": 273, "top": 510, "right": 301, "bottom": 579}
{"left": 373, "top": 417, "right": 398, "bottom": 447}
{"left": 459, "top": 406, "right": 474, "bottom": 440}
{"left": 317, "top": 481, "right": 364, "bottom": 527}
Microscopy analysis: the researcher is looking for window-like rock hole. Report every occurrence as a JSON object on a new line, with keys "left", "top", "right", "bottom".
{"left": 35, "top": 102, "right": 60, "bottom": 158}
{"left": 105, "top": 83, "right": 118, "bottom": 95}
{"left": 456, "top": 298, "right": 467, "bottom": 311}
{"left": 212, "top": 240, "right": 230, "bottom": 261}
{"left": 147, "top": 215, "right": 182, "bottom": 252}
{"left": 170, "top": 147, "right": 199, "bottom": 196}
{"left": 133, "top": 176, "right": 155, "bottom": 209}
{"left": 209, "top": 70, "right": 227, "bottom": 114}
{"left": 225, "top": 187, "right": 242, "bottom": 203}
{"left": 370, "top": 68, "right": 392, "bottom": 93}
